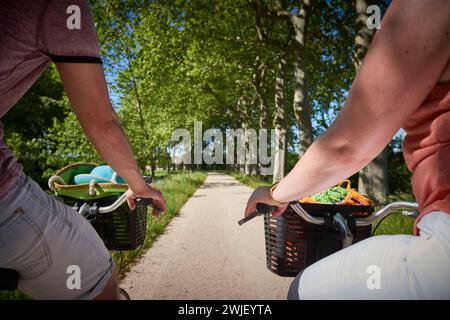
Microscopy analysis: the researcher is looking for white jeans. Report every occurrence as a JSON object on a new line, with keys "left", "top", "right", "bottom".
{"left": 293, "top": 211, "right": 450, "bottom": 299}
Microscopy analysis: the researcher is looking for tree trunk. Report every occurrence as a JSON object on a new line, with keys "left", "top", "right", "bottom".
{"left": 272, "top": 50, "right": 288, "bottom": 183}
{"left": 292, "top": 54, "right": 313, "bottom": 157}
{"left": 291, "top": 0, "right": 313, "bottom": 157}
{"left": 253, "top": 59, "right": 269, "bottom": 176}
{"left": 151, "top": 163, "right": 156, "bottom": 179}
{"left": 255, "top": 60, "right": 269, "bottom": 130}
{"left": 358, "top": 147, "right": 389, "bottom": 201}
{"left": 354, "top": 0, "right": 389, "bottom": 202}
{"left": 353, "top": 0, "right": 375, "bottom": 70}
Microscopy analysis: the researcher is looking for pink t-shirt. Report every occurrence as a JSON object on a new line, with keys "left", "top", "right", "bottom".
{"left": 0, "top": 0, "right": 102, "bottom": 199}
{"left": 403, "top": 82, "right": 450, "bottom": 235}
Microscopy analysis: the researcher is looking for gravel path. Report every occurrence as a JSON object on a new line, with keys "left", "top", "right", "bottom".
{"left": 121, "top": 172, "right": 293, "bottom": 299}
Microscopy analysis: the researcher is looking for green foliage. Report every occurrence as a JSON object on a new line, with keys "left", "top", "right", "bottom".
{"left": 2, "top": 66, "right": 69, "bottom": 186}
{"left": 2, "top": 65, "right": 66, "bottom": 139}
{"left": 387, "top": 137, "right": 413, "bottom": 195}
{"left": 371, "top": 213, "right": 414, "bottom": 235}
{"left": 228, "top": 170, "right": 271, "bottom": 189}
{"left": 40, "top": 111, "right": 101, "bottom": 180}
{"left": 372, "top": 190, "right": 416, "bottom": 235}
{"left": 0, "top": 290, "right": 30, "bottom": 300}
{"left": 86, "top": 0, "right": 376, "bottom": 173}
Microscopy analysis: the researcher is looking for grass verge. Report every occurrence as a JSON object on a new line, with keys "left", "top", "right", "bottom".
{"left": 227, "top": 171, "right": 271, "bottom": 189}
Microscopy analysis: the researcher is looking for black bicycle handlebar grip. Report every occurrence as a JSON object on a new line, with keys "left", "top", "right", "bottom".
{"left": 256, "top": 203, "right": 278, "bottom": 215}
{"left": 238, "top": 203, "right": 279, "bottom": 225}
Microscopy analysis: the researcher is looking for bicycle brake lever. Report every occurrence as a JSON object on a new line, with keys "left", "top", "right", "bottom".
{"left": 238, "top": 203, "right": 278, "bottom": 225}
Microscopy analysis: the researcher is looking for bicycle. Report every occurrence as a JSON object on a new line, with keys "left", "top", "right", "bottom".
{"left": 239, "top": 200, "right": 418, "bottom": 276}
{"left": 0, "top": 178, "right": 158, "bottom": 300}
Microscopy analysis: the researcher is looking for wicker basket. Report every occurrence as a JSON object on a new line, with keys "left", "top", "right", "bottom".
{"left": 264, "top": 203, "right": 373, "bottom": 277}
{"left": 49, "top": 163, "right": 148, "bottom": 251}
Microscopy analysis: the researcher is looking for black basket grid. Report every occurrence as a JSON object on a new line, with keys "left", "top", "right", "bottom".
{"left": 264, "top": 203, "right": 373, "bottom": 277}
{"left": 60, "top": 195, "right": 148, "bottom": 251}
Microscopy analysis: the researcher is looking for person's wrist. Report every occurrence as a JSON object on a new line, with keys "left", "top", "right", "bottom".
{"left": 269, "top": 182, "right": 288, "bottom": 206}
{"left": 128, "top": 176, "right": 149, "bottom": 194}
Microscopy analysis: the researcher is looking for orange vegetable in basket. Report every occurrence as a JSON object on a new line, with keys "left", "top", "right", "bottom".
{"left": 338, "top": 180, "right": 373, "bottom": 216}
{"left": 299, "top": 180, "right": 373, "bottom": 217}
{"left": 299, "top": 196, "right": 320, "bottom": 204}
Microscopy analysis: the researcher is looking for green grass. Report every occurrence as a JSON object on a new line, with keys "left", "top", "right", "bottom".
{"left": 227, "top": 170, "right": 416, "bottom": 236}
{"left": 370, "top": 191, "right": 416, "bottom": 236}
{"left": 227, "top": 170, "right": 270, "bottom": 189}
{"left": 1, "top": 170, "right": 207, "bottom": 300}
{"left": 0, "top": 290, "right": 29, "bottom": 300}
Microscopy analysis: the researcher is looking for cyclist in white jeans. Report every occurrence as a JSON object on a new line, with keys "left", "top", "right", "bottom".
{"left": 244, "top": 0, "right": 450, "bottom": 299}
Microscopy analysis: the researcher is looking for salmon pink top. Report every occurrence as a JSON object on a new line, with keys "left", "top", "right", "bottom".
{"left": 403, "top": 82, "right": 450, "bottom": 235}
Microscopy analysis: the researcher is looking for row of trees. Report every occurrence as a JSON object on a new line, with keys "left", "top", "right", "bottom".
{"left": 3, "top": 0, "right": 411, "bottom": 203}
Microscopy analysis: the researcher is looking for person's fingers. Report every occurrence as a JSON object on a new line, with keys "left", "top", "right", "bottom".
{"left": 158, "top": 195, "right": 167, "bottom": 212}
{"left": 151, "top": 208, "right": 163, "bottom": 217}
{"left": 245, "top": 200, "right": 257, "bottom": 217}
{"left": 149, "top": 188, "right": 166, "bottom": 211}
{"left": 271, "top": 207, "right": 284, "bottom": 218}
{"left": 152, "top": 199, "right": 166, "bottom": 214}
{"left": 271, "top": 203, "right": 288, "bottom": 218}
{"left": 127, "top": 196, "right": 136, "bottom": 211}
{"left": 153, "top": 192, "right": 167, "bottom": 212}
{"left": 125, "top": 189, "right": 137, "bottom": 211}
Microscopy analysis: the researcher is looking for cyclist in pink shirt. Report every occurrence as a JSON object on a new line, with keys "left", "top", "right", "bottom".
{"left": 0, "top": 0, "right": 166, "bottom": 299}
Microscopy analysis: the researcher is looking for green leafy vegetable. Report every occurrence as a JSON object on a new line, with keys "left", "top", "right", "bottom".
{"left": 311, "top": 187, "right": 348, "bottom": 204}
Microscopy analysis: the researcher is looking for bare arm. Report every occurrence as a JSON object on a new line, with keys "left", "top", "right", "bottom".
{"left": 274, "top": 0, "right": 450, "bottom": 202}
{"left": 245, "top": 0, "right": 450, "bottom": 216}
{"left": 55, "top": 62, "right": 166, "bottom": 214}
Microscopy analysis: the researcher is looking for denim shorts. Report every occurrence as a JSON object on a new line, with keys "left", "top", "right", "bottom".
{"left": 0, "top": 174, "right": 115, "bottom": 299}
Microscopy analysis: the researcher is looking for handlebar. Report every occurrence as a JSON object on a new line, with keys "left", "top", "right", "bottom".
{"left": 75, "top": 175, "right": 161, "bottom": 217}
{"left": 239, "top": 201, "right": 419, "bottom": 226}
{"left": 237, "top": 203, "right": 278, "bottom": 225}
{"left": 95, "top": 193, "right": 154, "bottom": 213}
{"left": 290, "top": 201, "right": 418, "bottom": 226}
{"left": 77, "top": 194, "right": 156, "bottom": 218}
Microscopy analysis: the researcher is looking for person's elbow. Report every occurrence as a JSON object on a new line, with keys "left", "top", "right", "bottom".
{"left": 319, "top": 136, "right": 376, "bottom": 169}
{"left": 81, "top": 104, "right": 122, "bottom": 135}
{"left": 336, "top": 145, "right": 373, "bottom": 169}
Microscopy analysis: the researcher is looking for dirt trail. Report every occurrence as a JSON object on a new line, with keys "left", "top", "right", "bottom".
{"left": 121, "top": 172, "right": 293, "bottom": 299}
